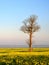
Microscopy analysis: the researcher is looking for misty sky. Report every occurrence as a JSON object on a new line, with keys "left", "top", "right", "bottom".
{"left": 0, "top": 0, "right": 49, "bottom": 45}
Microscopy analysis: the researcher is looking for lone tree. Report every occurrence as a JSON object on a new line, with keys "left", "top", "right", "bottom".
{"left": 20, "top": 15, "right": 40, "bottom": 51}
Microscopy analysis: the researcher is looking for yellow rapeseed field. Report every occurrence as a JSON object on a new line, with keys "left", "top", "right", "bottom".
{"left": 0, "top": 48, "right": 49, "bottom": 56}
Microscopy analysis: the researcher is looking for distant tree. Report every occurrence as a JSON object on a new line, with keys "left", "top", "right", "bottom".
{"left": 20, "top": 15, "right": 40, "bottom": 51}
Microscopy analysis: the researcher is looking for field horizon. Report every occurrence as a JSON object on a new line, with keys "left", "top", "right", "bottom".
{"left": 0, "top": 44, "right": 49, "bottom": 48}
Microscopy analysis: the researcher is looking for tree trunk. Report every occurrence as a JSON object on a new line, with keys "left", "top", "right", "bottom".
{"left": 29, "top": 32, "right": 32, "bottom": 52}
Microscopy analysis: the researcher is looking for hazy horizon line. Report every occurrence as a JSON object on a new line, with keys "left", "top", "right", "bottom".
{"left": 0, "top": 45, "right": 49, "bottom": 48}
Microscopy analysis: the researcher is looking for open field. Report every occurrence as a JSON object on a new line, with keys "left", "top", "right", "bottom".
{"left": 0, "top": 48, "right": 49, "bottom": 65}
{"left": 0, "top": 48, "right": 49, "bottom": 56}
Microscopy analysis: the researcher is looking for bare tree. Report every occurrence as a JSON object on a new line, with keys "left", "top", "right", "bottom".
{"left": 20, "top": 15, "right": 40, "bottom": 51}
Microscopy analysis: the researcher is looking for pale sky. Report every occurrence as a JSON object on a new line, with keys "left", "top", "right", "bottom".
{"left": 0, "top": 0, "right": 49, "bottom": 45}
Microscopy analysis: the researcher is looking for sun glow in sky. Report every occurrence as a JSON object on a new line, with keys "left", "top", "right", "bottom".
{"left": 0, "top": 0, "right": 49, "bottom": 45}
